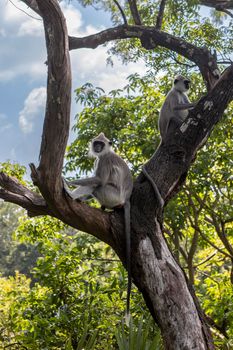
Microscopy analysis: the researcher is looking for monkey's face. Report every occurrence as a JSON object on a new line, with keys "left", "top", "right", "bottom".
{"left": 174, "top": 76, "right": 190, "bottom": 92}
{"left": 90, "top": 132, "right": 112, "bottom": 157}
{"left": 93, "top": 141, "right": 105, "bottom": 153}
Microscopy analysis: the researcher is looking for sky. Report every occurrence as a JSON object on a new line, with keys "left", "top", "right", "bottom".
{"left": 0, "top": 0, "right": 146, "bottom": 173}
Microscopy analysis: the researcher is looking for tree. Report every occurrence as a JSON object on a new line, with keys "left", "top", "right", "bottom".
{"left": 0, "top": 1, "right": 232, "bottom": 349}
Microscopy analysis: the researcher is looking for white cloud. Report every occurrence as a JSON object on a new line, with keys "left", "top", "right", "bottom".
{"left": 19, "top": 87, "right": 46, "bottom": 134}
{"left": 18, "top": 18, "right": 43, "bottom": 37}
{"left": 0, "top": 60, "right": 46, "bottom": 82}
{"left": 3, "top": 1, "right": 26, "bottom": 23}
{"left": 70, "top": 46, "right": 146, "bottom": 92}
{"left": 60, "top": 1, "right": 83, "bottom": 36}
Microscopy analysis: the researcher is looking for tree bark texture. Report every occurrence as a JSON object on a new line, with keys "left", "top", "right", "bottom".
{"left": 200, "top": 0, "right": 233, "bottom": 10}
{"left": 2, "top": 0, "right": 233, "bottom": 348}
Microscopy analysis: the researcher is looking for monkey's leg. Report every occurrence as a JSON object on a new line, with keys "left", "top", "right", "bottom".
{"left": 63, "top": 178, "right": 94, "bottom": 200}
{"left": 165, "top": 115, "right": 184, "bottom": 141}
{"left": 94, "top": 185, "right": 124, "bottom": 209}
{"left": 69, "top": 186, "right": 94, "bottom": 200}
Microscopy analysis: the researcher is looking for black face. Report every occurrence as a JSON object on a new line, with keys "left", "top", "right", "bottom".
{"left": 93, "top": 140, "right": 105, "bottom": 153}
{"left": 174, "top": 78, "right": 190, "bottom": 90}
{"left": 184, "top": 79, "right": 190, "bottom": 89}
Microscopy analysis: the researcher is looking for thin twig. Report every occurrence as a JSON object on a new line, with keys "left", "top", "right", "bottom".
{"left": 193, "top": 251, "right": 218, "bottom": 268}
{"left": 4, "top": 343, "right": 28, "bottom": 350}
{"left": 8, "top": 0, "right": 41, "bottom": 20}
{"left": 196, "top": 226, "right": 233, "bottom": 259}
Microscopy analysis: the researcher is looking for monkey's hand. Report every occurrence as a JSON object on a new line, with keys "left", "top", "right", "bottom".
{"left": 62, "top": 177, "right": 76, "bottom": 199}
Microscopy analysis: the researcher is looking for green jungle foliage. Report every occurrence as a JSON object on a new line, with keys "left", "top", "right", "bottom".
{"left": 0, "top": 73, "right": 232, "bottom": 349}
{"left": 1, "top": 0, "right": 233, "bottom": 349}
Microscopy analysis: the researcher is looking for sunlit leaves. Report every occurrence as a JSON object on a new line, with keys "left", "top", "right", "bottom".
{"left": 65, "top": 76, "right": 162, "bottom": 175}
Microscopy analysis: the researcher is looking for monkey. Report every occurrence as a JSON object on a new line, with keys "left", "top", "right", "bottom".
{"left": 158, "top": 75, "right": 195, "bottom": 142}
{"left": 63, "top": 132, "right": 133, "bottom": 323}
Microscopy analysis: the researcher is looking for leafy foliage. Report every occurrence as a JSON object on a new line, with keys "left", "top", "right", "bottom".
{"left": 64, "top": 72, "right": 233, "bottom": 346}
{"left": 0, "top": 213, "right": 159, "bottom": 349}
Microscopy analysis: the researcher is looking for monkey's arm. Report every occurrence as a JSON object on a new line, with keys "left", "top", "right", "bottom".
{"left": 174, "top": 102, "right": 195, "bottom": 110}
{"left": 66, "top": 176, "right": 102, "bottom": 187}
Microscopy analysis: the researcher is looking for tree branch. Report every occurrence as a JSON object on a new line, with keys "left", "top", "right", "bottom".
{"left": 20, "top": 0, "right": 41, "bottom": 16}
{"left": 69, "top": 25, "right": 220, "bottom": 89}
{"left": 127, "top": 0, "right": 142, "bottom": 25}
{"left": 220, "top": 8, "right": 233, "bottom": 17}
{"left": 17, "top": 0, "right": 112, "bottom": 247}
{"left": 6, "top": 2, "right": 232, "bottom": 347}
{"left": 200, "top": 0, "right": 233, "bottom": 10}
{"left": 113, "top": 0, "right": 128, "bottom": 25}
{"left": 0, "top": 172, "right": 50, "bottom": 217}
{"left": 155, "top": 0, "right": 167, "bottom": 29}
{"left": 21, "top": 1, "right": 220, "bottom": 89}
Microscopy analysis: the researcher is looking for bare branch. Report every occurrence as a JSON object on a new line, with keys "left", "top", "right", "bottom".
{"left": 36, "top": 1, "right": 71, "bottom": 186}
{"left": 10, "top": 0, "right": 41, "bottom": 20}
{"left": 155, "top": 0, "right": 167, "bottom": 29}
{"left": 193, "top": 251, "right": 218, "bottom": 268}
{"left": 164, "top": 227, "right": 188, "bottom": 262}
{"left": 200, "top": 0, "right": 233, "bottom": 10}
{"left": 0, "top": 172, "right": 50, "bottom": 217}
{"left": 220, "top": 8, "right": 233, "bottom": 17}
{"left": 16, "top": 1, "right": 112, "bottom": 247}
{"left": 0, "top": 170, "right": 112, "bottom": 244}
{"left": 69, "top": 25, "right": 220, "bottom": 89}
{"left": 113, "top": 0, "right": 128, "bottom": 25}
{"left": 127, "top": 0, "right": 142, "bottom": 25}
{"left": 21, "top": 0, "right": 219, "bottom": 89}
{"left": 20, "top": 0, "right": 41, "bottom": 16}
{"left": 196, "top": 226, "right": 233, "bottom": 259}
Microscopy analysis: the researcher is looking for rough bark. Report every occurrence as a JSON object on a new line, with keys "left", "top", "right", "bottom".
{"left": 127, "top": 0, "right": 142, "bottom": 25}
{"left": 2, "top": 0, "right": 233, "bottom": 349}
{"left": 155, "top": 0, "right": 167, "bottom": 29}
{"left": 200, "top": 0, "right": 233, "bottom": 10}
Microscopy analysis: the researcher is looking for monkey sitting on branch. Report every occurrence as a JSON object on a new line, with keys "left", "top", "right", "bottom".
{"left": 63, "top": 132, "right": 133, "bottom": 322}
{"left": 158, "top": 75, "right": 195, "bottom": 142}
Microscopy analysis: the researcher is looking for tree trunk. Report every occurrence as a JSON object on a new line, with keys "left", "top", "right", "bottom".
{"left": 1, "top": 0, "right": 233, "bottom": 348}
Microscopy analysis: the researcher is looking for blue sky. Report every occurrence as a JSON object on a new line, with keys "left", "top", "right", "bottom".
{"left": 0, "top": 0, "right": 146, "bottom": 172}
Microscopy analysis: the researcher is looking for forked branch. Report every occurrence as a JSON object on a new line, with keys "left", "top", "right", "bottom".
{"left": 69, "top": 25, "right": 220, "bottom": 90}
{"left": 21, "top": 0, "right": 220, "bottom": 89}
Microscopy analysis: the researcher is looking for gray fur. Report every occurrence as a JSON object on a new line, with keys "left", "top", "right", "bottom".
{"left": 63, "top": 132, "right": 133, "bottom": 321}
{"left": 158, "top": 75, "right": 195, "bottom": 141}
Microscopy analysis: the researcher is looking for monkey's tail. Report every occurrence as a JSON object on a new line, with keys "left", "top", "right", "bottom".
{"left": 124, "top": 200, "right": 131, "bottom": 326}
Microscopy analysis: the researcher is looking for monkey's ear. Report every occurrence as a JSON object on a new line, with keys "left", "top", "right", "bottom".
{"left": 109, "top": 141, "right": 112, "bottom": 146}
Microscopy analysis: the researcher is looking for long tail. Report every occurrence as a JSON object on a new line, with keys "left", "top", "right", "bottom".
{"left": 124, "top": 200, "right": 131, "bottom": 324}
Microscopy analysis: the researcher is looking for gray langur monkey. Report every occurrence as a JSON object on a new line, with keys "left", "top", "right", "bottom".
{"left": 158, "top": 75, "right": 195, "bottom": 141}
{"left": 63, "top": 132, "right": 133, "bottom": 322}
